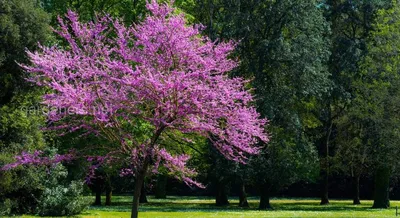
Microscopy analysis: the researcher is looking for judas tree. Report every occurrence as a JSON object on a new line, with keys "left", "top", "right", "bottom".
{"left": 8, "top": 1, "right": 268, "bottom": 217}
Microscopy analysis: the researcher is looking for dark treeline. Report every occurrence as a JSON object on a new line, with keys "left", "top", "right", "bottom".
{"left": 1, "top": 0, "right": 400, "bottom": 216}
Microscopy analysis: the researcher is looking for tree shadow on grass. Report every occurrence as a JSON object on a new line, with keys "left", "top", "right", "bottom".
{"left": 88, "top": 197, "right": 385, "bottom": 213}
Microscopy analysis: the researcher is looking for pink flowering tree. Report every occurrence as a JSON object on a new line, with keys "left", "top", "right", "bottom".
{"left": 16, "top": 1, "right": 268, "bottom": 217}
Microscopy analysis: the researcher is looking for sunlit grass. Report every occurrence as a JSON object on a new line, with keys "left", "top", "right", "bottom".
{"left": 21, "top": 196, "right": 400, "bottom": 217}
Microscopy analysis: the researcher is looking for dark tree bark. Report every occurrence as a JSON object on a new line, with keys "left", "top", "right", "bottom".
{"left": 215, "top": 181, "right": 229, "bottom": 206}
{"left": 139, "top": 183, "right": 148, "bottom": 203}
{"left": 372, "top": 167, "right": 391, "bottom": 208}
{"left": 239, "top": 183, "right": 249, "bottom": 208}
{"left": 155, "top": 174, "right": 167, "bottom": 199}
{"left": 258, "top": 185, "right": 272, "bottom": 210}
{"left": 105, "top": 189, "right": 112, "bottom": 206}
{"left": 320, "top": 168, "right": 329, "bottom": 205}
{"left": 105, "top": 177, "right": 112, "bottom": 206}
{"left": 352, "top": 175, "right": 361, "bottom": 205}
{"left": 94, "top": 177, "right": 102, "bottom": 206}
{"left": 131, "top": 158, "right": 150, "bottom": 218}
{"left": 95, "top": 188, "right": 102, "bottom": 206}
{"left": 320, "top": 120, "right": 333, "bottom": 205}
{"left": 131, "top": 124, "right": 166, "bottom": 218}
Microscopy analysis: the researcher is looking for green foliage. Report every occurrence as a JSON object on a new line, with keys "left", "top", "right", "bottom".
{"left": 250, "top": 126, "right": 319, "bottom": 191}
{"left": 0, "top": 199, "right": 14, "bottom": 216}
{"left": 190, "top": 0, "right": 328, "bottom": 195}
{"left": 41, "top": 0, "right": 197, "bottom": 24}
{"left": 35, "top": 164, "right": 91, "bottom": 216}
{"left": 0, "top": 163, "right": 46, "bottom": 215}
{"left": 0, "top": 148, "right": 91, "bottom": 216}
{"left": 0, "top": 91, "right": 46, "bottom": 149}
{"left": 0, "top": 93, "right": 49, "bottom": 215}
{"left": 0, "top": 2, "right": 52, "bottom": 213}
{"left": 350, "top": 0, "right": 400, "bottom": 170}
{"left": 0, "top": 0, "right": 51, "bottom": 105}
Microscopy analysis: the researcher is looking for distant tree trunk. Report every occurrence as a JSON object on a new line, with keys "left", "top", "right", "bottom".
{"left": 372, "top": 167, "right": 391, "bottom": 208}
{"left": 258, "top": 185, "right": 272, "bottom": 210}
{"left": 155, "top": 174, "right": 167, "bottom": 199}
{"left": 352, "top": 175, "right": 361, "bottom": 205}
{"left": 94, "top": 177, "right": 102, "bottom": 206}
{"left": 239, "top": 183, "right": 249, "bottom": 208}
{"left": 105, "top": 189, "right": 112, "bottom": 205}
{"left": 320, "top": 120, "right": 333, "bottom": 205}
{"left": 139, "top": 183, "right": 148, "bottom": 203}
{"left": 105, "top": 177, "right": 112, "bottom": 206}
{"left": 95, "top": 189, "right": 102, "bottom": 206}
{"left": 215, "top": 181, "right": 229, "bottom": 206}
{"left": 320, "top": 168, "right": 329, "bottom": 205}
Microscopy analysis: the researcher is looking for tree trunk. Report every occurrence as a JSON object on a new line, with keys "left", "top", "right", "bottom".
{"left": 215, "top": 181, "right": 229, "bottom": 206}
{"left": 105, "top": 177, "right": 112, "bottom": 206}
{"left": 95, "top": 188, "right": 102, "bottom": 206}
{"left": 372, "top": 167, "right": 391, "bottom": 208}
{"left": 352, "top": 175, "right": 361, "bottom": 205}
{"left": 94, "top": 176, "right": 102, "bottom": 206}
{"left": 320, "top": 120, "right": 332, "bottom": 205}
{"left": 105, "top": 189, "right": 112, "bottom": 206}
{"left": 258, "top": 185, "right": 272, "bottom": 210}
{"left": 239, "top": 183, "right": 249, "bottom": 208}
{"left": 155, "top": 174, "right": 167, "bottom": 199}
{"left": 131, "top": 159, "right": 150, "bottom": 218}
{"left": 131, "top": 126, "right": 166, "bottom": 218}
{"left": 320, "top": 168, "right": 329, "bottom": 205}
{"left": 139, "top": 183, "right": 148, "bottom": 203}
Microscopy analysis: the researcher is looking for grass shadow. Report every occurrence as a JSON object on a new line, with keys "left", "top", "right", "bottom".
{"left": 88, "top": 196, "right": 393, "bottom": 214}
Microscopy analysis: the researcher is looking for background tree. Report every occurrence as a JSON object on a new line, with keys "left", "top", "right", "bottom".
{"left": 0, "top": 0, "right": 52, "bottom": 214}
{"left": 350, "top": 0, "right": 400, "bottom": 208}
{"left": 190, "top": 0, "right": 329, "bottom": 208}
{"left": 332, "top": 113, "right": 372, "bottom": 204}
{"left": 251, "top": 126, "right": 319, "bottom": 209}
{"left": 314, "top": 0, "right": 390, "bottom": 205}
{"left": 41, "top": 0, "right": 147, "bottom": 23}
{"left": 0, "top": 0, "right": 51, "bottom": 105}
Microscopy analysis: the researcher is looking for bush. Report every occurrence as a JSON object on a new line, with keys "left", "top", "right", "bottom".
{"left": 0, "top": 164, "right": 46, "bottom": 215}
{"left": 0, "top": 199, "right": 15, "bottom": 216}
{"left": 35, "top": 164, "right": 91, "bottom": 216}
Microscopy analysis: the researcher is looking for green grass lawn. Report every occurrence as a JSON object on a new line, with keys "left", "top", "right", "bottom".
{"left": 22, "top": 196, "right": 400, "bottom": 218}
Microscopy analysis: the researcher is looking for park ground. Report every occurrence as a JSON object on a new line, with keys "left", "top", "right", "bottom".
{"left": 22, "top": 196, "right": 400, "bottom": 218}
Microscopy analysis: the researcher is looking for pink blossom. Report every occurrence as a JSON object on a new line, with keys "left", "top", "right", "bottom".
{"left": 1, "top": 150, "right": 75, "bottom": 171}
{"left": 14, "top": 0, "right": 269, "bottom": 187}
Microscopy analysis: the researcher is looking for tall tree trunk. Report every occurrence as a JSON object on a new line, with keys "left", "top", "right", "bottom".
{"left": 155, "top": 174, "right": 167, "bottom": 199}
{"left": 320, "top": 120, "right": 333, "bottom": 205}
{"left": 239, "top": 183, "right": 249, "bottom": 208}
{"left": 131, "top": 158, "right": 150, "bottom": 218}
{"left": 258, "top": 185, "right": 272, "bottom": 210}
{"left": 352, "top": 175, "right": 361, "bottom": 205}
{"left": 372, "top": 167, "right": 391, "bottom": 208}
{"left": 139, "top": 183, "right": 148, "bottom": 203}
{"left": 215, "top": 181, "right": 229, "bottom": 206}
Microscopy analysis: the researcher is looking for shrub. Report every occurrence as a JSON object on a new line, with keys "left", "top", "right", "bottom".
{"left": 0, "top": 199, "right": 15, "bottom": 216}
{"left": 0, "top": 163, "right": 46, "bottom": 215}
{"left": 35, "top": 164, "right": 91, "bottom": 216}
